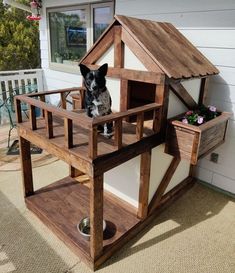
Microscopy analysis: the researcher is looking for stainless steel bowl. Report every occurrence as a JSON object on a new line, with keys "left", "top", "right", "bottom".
{"left": 77, "top": 217, "right": 106, "bottom": 240}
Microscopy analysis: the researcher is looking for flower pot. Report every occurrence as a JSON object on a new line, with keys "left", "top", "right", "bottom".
{"left": 165, "top": 112, "right": 231, "bottom": 165}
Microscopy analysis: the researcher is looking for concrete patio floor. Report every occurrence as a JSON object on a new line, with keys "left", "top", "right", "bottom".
{"left": 0, "top": 124, "right": 234, "bottom": 273}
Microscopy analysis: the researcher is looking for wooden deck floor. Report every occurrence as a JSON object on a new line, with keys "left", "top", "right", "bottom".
{"left": 26, "top": 176, "right": 139, "bottom": 267}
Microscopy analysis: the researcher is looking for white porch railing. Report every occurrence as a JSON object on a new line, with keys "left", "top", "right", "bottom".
{"left": 0, "top": 69, "right": 43, "bottom": 101}
{"left": 0, "top": 69, "right": 43, "bottom": 125}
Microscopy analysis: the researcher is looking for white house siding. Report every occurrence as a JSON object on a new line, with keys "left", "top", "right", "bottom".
{"left": 116, "top": 0, "right": 235, "bottom": 194}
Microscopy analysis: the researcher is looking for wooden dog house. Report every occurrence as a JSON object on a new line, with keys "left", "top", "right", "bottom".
{"left": 15, "top": 15, "right": 229, "bottom": 270}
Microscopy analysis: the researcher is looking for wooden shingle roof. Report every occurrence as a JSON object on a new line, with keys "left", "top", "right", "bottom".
{"left": 115, "top": 15, "right": 219, "bottom": 79}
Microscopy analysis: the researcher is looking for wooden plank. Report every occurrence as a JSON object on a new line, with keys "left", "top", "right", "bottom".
{"left": 19, "top": 137, "right": 34, "bottom": 197}
{"left": 155, "top": 82, "right": 169, "bottom": 138}
{"left": 29, "top": 105, "right": 37, "bottom": 130}
{"left": 170, "top": 82, "right": 198, "bottom": 109}
{"left": 27, "top": 87, "right": 85, "bottom": 98}
{"left": 114, "top": 26, "right": 124, "bottom": 68}
{"left": 90, "top": 174, "right": 104, "bottom": 260}
{"left": 120, "top": 79, "right": 129, "bottom": 113}
{"left": 64, "top": 118, "right": 73, "bottom": 149}
{"left": 114, "top": 119, "right": 122, "bottom": 149}
{"left": 121, "top": 27, "right": 162, "bottom": 72}
{"left": 92, "top": 103, "right": 161, "bottom": 126}
{"left": 86, "top": 64, "right": 165, "bottom": 84}
{"left": 148, "top": 157, "right": 181, "bottom": 214}
{"left": 136, "top": 112, "right": 144, "bottom": 140}
{"left": 15, "top": 95, "right": 92, "bottom": 129}
{"left": 198, "top": 77, "right": 210, "bottom": 105}
{"left": 40, "top": 95, "right": 45, "bottom": 117}
{"left": 14, "top": 98, "right": 22, "bottom": 123}
{"left": 60, "top": 93, "right": 67, "bottom": 109}
{"left": 44, "top": 110, "right": 53, "bottom": 139}
{"left": 17, "top": 125, "right": 93, "bottom": 176}
{"left": 138, "top": 150, "right": 151, "bottom": 219}
{"left": 89, "top": 127, "right": 98, "bottom": 159}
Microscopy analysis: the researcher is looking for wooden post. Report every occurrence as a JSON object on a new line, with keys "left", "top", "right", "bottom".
{"left": 30, "top": 105, "right": 37, "bottom": 130}
{"left": 19, "top": 137, "right": 34, "bottom": 197}
{"left": 138, "top": 150, "right": 151, "bottom": 219}
{"left": 114, "top": 26, "right": 124, "bottom": 68}
{"left": 14, "top": 98, "right": 22, "bottom": 123}
{"left": 40, "top": 95, "right": 45, "bottom": 117}
{"left": 64, "top": 118, "right": 73, "bottom": 149}
{"left": 89, "top": 127, "right": 98, "bottom": 159}
{"left": 114, "top": 119, "right": 122, "bottom": 149}
{"left": 120, "top": 79, "right": 129, "bottom": 112}
{"left": 90, "top": 174, "right": 104, "bottom": 259}
{"left": 136, "top": 112, "right": 144, "bottom": 140}
{"left": 198, "top": 77, "right": 210, "bottom": 105}
{"left": 45, "top": 110, "right": 53, "bottom": 138}
{"left": 60, "top": 93, "right": 66, "bottom": 109}
{"left": 155, "top": 81, "right": 169, "bottom": 139}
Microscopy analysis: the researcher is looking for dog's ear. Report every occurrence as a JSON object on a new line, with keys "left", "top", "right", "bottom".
{"left": 98, "top": 63, "right": 108, "bottom": 76}
{"left": 79, "top": 63, "right": 90, "bottom": 78}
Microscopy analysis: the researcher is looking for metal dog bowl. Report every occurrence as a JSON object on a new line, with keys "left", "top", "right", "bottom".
{"left": 77, "top": 217, "right": 106, "bottom": 240}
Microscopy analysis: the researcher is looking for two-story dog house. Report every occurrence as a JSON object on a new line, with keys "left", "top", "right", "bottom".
{"left": 15, "top": 15, "right": 230, "bottom": 270}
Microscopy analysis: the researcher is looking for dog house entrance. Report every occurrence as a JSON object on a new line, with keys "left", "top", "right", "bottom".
{"left": 128, "top": 80, "right": 156, "bottom": 121}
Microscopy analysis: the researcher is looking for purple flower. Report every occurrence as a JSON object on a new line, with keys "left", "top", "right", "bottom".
{"left": 208, "top": 105, "right": 216, "bottom": 112}
{"left": 197, "top": 116, "right": 204, "bottom": 124}
{"left": 182, "top": 118, "right": 188, "bottom": 124}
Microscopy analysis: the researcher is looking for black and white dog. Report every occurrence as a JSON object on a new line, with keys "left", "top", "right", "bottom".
{"left": 79, "top": 63, "right": 113, "bottom": 137}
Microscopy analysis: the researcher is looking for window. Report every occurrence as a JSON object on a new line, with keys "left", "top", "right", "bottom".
{"left": 48, "top": 2, "right": 114, "bottom": 69}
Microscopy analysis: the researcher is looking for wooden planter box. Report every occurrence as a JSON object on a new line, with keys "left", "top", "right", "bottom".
{"left": 165, "top": 112, "right": 231, "bottom": 165}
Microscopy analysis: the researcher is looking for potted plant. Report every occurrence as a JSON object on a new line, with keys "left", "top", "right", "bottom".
{"left": 165, "top": 105, "right": 231, "bottom": 165}
{"left": 54, "top": 52, "right": 63, "bottom": 63}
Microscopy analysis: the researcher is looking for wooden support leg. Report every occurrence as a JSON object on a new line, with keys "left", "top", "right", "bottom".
{"left": 69, "top": 166, "right": 84, "bottom": 178}
{"left": 138, "top": 150, "right": 151, "bottom": 219}
{"left": 90, "top": 174, "right": 104, "bottom": 260}
{"left": 19, "top": 136, "right": 34, "bottom": 197}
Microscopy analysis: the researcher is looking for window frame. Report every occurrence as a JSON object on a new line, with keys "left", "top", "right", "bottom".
{"left": 47, "top": 1, "right": 114, "bottom": 74}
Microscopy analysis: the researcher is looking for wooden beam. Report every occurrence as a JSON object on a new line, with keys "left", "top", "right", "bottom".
{"left": 138, "top": 150, "right": 151, "bottom": 219}
{"left": 198, "top": 77, "right": 210, "bottom": 105}
{"left": 45, "top": 110, "right": 53, "bottom": 139}
{"left": 19, "top": 137, "right": 34, "bottom": 197}
{"left": 29, "top": 105, "right": 37, "bottom": 130}
{"left": 114, "top": 119, "right": 122, "bottom": 149}
{"left": 120, "top": 79, "right": 129, "bottom": 113}
{"left": 14, "top": 98, "right": 22, "bottom": 123}
{"left": 90, "top": 174, "right": 104, "bottom": 259}
{"left": 114, "top": 26, "right": 124, "bottom": 68}
{"left": 64, "top": 118, "right": 73, "bottom": 149}
{"left": 148, "top": 157, "right": 181, "bottom": 214}
{"left": 155, "top": 82, "right": 169, "bottom": 138}
{"left": 89, "top": 127, "right": 98, "bottom": 159}
{"left": 86, "top": 65, "right": 165, "bottom": 84}
{"left": 170, "top": 82, "right": 198, "bottom": 109}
